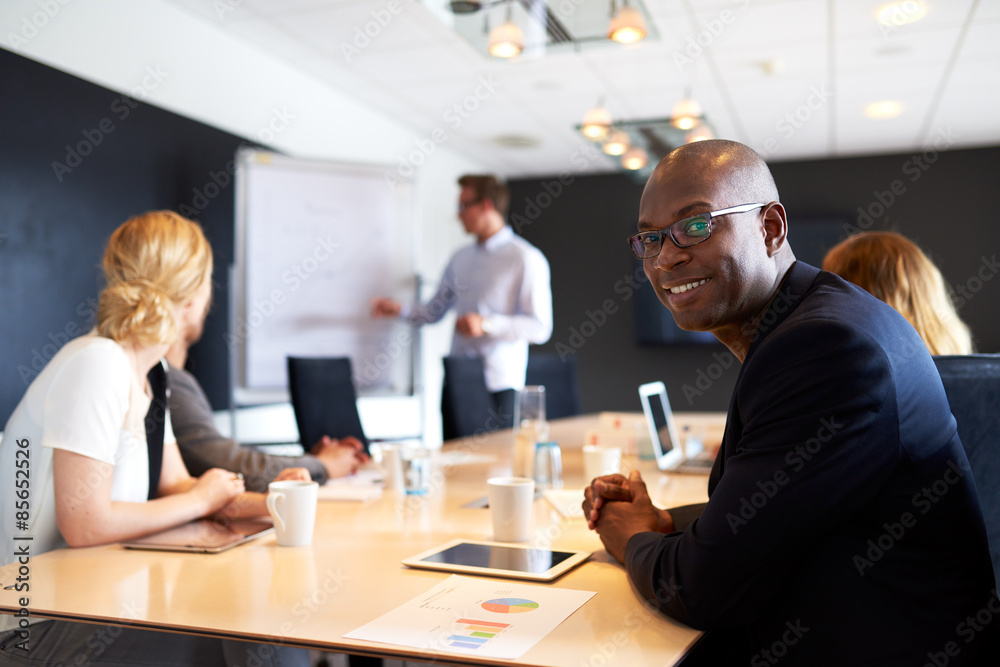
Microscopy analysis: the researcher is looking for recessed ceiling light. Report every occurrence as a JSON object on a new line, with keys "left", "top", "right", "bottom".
{"left": 876, "top": 1, "right": 928, "bottom": 27}
{"left": 760, "top": 59, "right": 785, "bottom": 76}
{"left": 865, "top": 100, "right": 903, "bottom": 119}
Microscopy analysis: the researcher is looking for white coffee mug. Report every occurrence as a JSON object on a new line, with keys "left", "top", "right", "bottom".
{"left": 583, "top": 445, "right": 622, "bottom": 483}
{"left": 266, "top": 480, "right": 318, "bottom": 546}
{"left": 487, "top": 477, "right": 535, "bottom": 542}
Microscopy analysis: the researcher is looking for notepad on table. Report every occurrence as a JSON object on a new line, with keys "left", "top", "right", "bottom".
{"left": 318, "top": 469, "right": 383, "bottom": 502}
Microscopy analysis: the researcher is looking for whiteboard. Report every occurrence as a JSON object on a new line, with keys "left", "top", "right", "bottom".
{"left": 233, "top": 149, "right": 418, "bottom": 403}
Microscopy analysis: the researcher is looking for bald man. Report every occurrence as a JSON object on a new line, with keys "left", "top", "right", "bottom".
{"left": 583, "top": 140, "right": 996, "bottom": 664}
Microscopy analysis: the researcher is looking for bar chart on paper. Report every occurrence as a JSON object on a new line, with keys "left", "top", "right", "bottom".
{"left": 448, "top": 618, "right": 511, "bottom": 649}
{"left": 344, "top": 575, "right": 594, "bottom": 659}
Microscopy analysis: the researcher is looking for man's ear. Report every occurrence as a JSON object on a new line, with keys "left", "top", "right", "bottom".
{"left": 761, "top": 201, "right": 787, "bottom": 256}
{"left": 481, "top": 197, "right": 497, "bottom": 214}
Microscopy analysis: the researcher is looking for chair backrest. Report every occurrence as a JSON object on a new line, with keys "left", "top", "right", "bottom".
{"left": 287, "top": 356, "right": 368, "bottom": 451}
{"left": 526, "top": 353, "right": 583, "bottom": 420}
{"left": 933, "top": 354, "right": 1000, "bottom": 586}
{"left": 441, "top": 356, "right": 495, "bottom": 440}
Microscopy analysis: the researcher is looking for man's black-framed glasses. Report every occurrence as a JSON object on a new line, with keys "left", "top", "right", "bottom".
{"left": 627, "top": 203, "right": 765, "bottom": 259}
{"left": 458, "top": 198, "right": 483, "bottom": 213}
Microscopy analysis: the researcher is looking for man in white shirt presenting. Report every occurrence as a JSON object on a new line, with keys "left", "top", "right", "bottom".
{"left": 372, "top": 175, "right": 553, "bottom": 438}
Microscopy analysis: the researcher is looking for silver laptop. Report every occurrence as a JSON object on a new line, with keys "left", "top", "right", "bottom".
{"left": 638, "top": 381, "right": 714, "bottom": 474}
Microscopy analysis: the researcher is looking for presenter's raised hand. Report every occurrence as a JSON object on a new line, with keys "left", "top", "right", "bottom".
{"left": 371, "top": 297, "right": 402, "bottom": 318}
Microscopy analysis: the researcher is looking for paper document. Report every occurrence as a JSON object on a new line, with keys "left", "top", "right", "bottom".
{"left": 318, "top": 469, "right": 383, "bottom": 502}
{"left": 543, "top": 489, "right": 666, "bottom": 519}
{"left": 542, "top": 489, "right": 587, "bottom": 519}
{"left": 344, "top": 574, "right": 595, "bottom": 659}
{"left": 435, "top": 450, "right": 497, "bottom": 466}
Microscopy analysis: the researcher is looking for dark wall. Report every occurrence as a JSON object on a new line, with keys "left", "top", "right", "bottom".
{"left": 0, "top": 48, "right": 250, "bottom": 422}
{"left": 510, "top": 145, "right": 1000, "bottom": 413}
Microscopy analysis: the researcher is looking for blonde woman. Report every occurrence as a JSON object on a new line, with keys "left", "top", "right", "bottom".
{"left": 0, "top": 211, "right": 308, "bottom": 666}
{"left": 822, "top": 231, "right": 973, "bottom": 355}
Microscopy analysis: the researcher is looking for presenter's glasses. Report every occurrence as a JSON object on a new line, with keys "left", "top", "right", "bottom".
{"left": 627, "top": 203, "right": 765, "bottom": 259}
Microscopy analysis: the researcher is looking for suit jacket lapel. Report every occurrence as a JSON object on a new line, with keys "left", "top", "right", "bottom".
{"left": 708, "top": 261, "right": 822, "bottom": 496}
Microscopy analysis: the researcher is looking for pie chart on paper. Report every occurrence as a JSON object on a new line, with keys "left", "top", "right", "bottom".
{"left": 481, "top": 598, "right": 539, "bottom": 614}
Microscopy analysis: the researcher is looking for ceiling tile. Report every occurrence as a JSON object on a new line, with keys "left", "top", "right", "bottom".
{"left": 835, "top": 27, "right": 963, "bottom": 72}
{"left": 689, "top": 0, "right": 828, "bottom": 51}
{"left": 837, "top": 65, "right": 948, "bottom": 98}
{"left": 272, "top": 3, "right": 433, "bottom": 56}
{"left": 948, "top": 56, "right": 1000, "bottom": 90}
{"left": 976, "top": 0, "right": 1000, "bottom": 21}
{"left": 167, "top": 0, "right": 235, "bottom": 22}
{"left": 244, "top": 0, "right": 362, "bottom": 15}
{"left": 711, "top": 41, "right": 827, "bottom": 86}
{"left": 928, "top": 87, "right": 1000, "bottom": 149}
{"left": 222, "top": 16, "right": 326, "bottom": 61}
{"left": 342, "top": 43, "right": 480, "bottom": 89}
{"left": 727, "top": 79, "right": 832, "bottom": 152}
{"left": 960, "top": 19, "right": 1000, "bottom": 59}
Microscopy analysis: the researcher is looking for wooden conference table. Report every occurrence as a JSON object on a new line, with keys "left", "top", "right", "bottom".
{"left": 0, "top": 413, "right": 724, "bottom": 666}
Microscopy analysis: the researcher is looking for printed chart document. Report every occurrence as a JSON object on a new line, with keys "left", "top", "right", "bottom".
{"left": 344, "top": 574, "right": 595, "bottom": 659}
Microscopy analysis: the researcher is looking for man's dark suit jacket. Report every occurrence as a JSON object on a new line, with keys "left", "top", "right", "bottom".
{"left": 625, "top": 262, "right": 997, "bottom": 664}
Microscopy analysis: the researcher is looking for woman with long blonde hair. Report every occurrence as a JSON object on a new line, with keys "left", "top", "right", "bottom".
{"left": 0, "top": 211, "right": 308, "bottom": 666}
{"left": 822, "top": 231, "right": 973, "bottom": 355}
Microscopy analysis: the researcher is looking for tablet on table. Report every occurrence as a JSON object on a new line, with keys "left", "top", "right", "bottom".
{"left": 402, "top": 539, "right": 590, "bottom": 582}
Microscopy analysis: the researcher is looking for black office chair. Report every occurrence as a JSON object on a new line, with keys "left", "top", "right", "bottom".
{"left": 526, "top": 352, "right": 583, "bottom": 420}
{"left": 287, "top": 356, "right": 369, "bottom": 453}
{"left": 441, "top": 356, "right": 498, "bottom": 441}
{"left": 933, "top": 354, "right": 1000, "bottom": 587}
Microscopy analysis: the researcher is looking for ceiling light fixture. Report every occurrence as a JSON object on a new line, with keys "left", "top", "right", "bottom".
{"left": 603, "top": 129, "right": 630, "bottom": 156}
{"left": 488, "top": 3, "right": 523, "bottom": 58}
{"left": 670, "top": 96, "right": 703, "bottom": 130}
{"left": 581, "top": 100, "right": 612, "bottom": 139}
{"left": 621, "top": 147, "right": 648, "bottom": 170}
{"left": 575, "top": 108, "right": 719, "bottom": 174}
{"left": 876, "top": 1, "right": 928, "bottom": 27}
{"left": 865, "top": 100, "right": 903, "bottom": 119}
{"left": 608, "top": 0, "right": 648, "bottom": 45}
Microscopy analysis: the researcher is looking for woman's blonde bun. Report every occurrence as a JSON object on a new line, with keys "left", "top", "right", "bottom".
{"left": 97, "top": 211, "right": 212, "bottom": 345}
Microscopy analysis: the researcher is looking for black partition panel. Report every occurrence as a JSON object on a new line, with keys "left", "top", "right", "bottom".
{"left": 0, "top": 48, "right": 250, "bottom": 422}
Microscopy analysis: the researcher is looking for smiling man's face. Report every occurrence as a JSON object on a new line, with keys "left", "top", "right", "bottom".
{"left": 637, "top": 156, "right": 779, "bottom": 351}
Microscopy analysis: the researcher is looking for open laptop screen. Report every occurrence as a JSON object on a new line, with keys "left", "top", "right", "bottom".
{"left": 647, "top": 393, "right": 673, "bottom": 453}
{"left": 638, "top": 381, "right": 683, "bottom": 471}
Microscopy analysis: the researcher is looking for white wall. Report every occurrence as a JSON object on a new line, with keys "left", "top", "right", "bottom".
{"left": 0, "top": 0, "right": 489, "bottom": 446}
